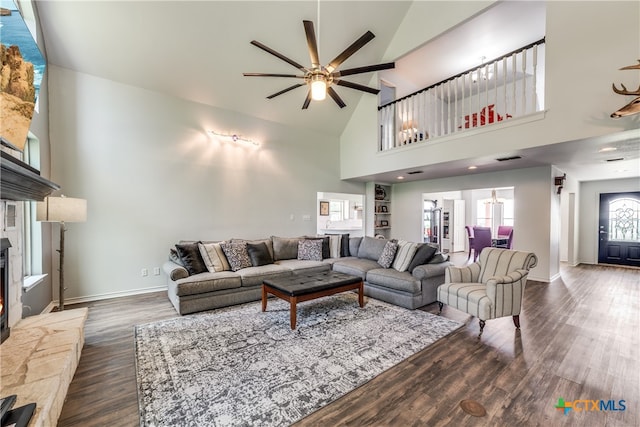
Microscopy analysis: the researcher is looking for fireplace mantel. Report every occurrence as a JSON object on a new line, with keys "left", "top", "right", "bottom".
{"left": 1, "top": 151, "right": 60, "bottom": 201}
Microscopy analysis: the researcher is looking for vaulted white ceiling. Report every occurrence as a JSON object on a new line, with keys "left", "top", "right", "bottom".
{"left": 34, "top": 1, "right": 639, "bottom": 182}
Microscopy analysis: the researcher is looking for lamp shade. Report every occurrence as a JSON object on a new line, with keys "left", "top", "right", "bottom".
{"left": 36, "top": 196, "right": 87, "bottom": 223}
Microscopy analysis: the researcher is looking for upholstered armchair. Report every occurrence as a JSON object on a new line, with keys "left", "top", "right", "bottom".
{"left": 437, "top": 247, "right": 537, "bottom": 337}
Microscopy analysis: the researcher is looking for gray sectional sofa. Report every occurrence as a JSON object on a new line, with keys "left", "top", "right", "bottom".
{"left": 163, "top": 235, "right": 451, "bottom": 315}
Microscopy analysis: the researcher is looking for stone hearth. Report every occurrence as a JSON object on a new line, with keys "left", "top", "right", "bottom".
{"left": 0, "top": 307, "right": 87, "bottom": 426}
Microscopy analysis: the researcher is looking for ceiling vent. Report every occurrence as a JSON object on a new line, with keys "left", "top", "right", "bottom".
{"left": 406, "top": 170, "right": 424, "bottom": 175}
{"left": 606, "top": 157, "right": 625, "bottom": 162}
{"left": 495, "top": 155, "right": 522, "bottom": 162}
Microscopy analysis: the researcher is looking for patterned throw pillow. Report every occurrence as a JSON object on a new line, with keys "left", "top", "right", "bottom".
{"left": 377, "top": 241, "right": 399, "bottom": 268}
{"left": 392, "top": 240, "right": 419, "bottom": 272}
{"left": 219, "top": 242, "right": 252, "bottom": 272}
{"left": 199, "top": 242, "right": 231, "bottom": 272}
{"left": 297, "top": 239, "right": 323, "bottom": 261}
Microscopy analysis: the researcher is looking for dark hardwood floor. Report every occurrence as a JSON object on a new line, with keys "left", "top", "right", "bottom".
{"left": 58, "top": 259, "right": 639, "bottom": 426}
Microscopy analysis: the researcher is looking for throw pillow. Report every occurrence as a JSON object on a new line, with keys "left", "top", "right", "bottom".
{"left": 349, "top": 236, "right": 362, "bottom": 257}
{"left": 220, "top": 242, "right": 252, "bottom": 272}
{"left": 358, "top": 236, "right": 388, "bottom": 261}
{"left": 169, "top": 248, "right": 184, "bottom": 266}
{"left": 198, "top": 242, "right": 231, "bottom": 272}
{"left": 297, "top": 239, "right": 323, "bottom": 261}
{"left": 175, "top": 242, "right": 208, "bottom": 276}
{"left": 377, "top": 240, "right": 399, "bottom": 268}
{"left": 407, "top": 243, "right": 438, "bottom": 272}
{"left": 326, "top": 233, "right": 350, "bottom": 257}
{"left": 246, "top": 242, "right": 274, "bottom": 267}
{"left": 328, "top": 235, "right": 341, "bottom": 258}
{"left": 392, "top": 240, "right": 419, "bottom": 272}
{"left": 304, "top": 236, "right": 330, "bottom": 259}
{"left": 271, "top": 236, "right": 302, "bottom": 261}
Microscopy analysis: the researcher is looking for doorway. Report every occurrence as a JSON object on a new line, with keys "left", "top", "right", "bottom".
{"left": 598, "top": 192, "right": 640, "bottom": 267}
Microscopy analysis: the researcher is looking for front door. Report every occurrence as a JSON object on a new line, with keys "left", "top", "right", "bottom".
{"left": 598, "top": 192, "right": 640, "bottom": 267}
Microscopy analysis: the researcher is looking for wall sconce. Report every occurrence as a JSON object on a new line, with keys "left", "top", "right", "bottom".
{"left": 207, "top": 130, "right": 259, "bottom": 147}
{"left": 555, "top": 173, "right": 566, "bottom": 194}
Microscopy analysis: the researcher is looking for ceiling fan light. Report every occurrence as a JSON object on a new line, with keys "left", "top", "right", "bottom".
{"left": 311, "top": 76, "right": 327, "bottom": 101}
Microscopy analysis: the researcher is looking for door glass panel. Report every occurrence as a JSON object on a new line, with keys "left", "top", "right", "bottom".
{"left": 608, "top": 198, "right": 640, "bottom": 242}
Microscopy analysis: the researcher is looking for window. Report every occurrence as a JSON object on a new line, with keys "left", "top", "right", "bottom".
{"left": 22, "top": 133, "right": 43, "bottom": 277}
{"left": 608, "top": 198, "right": 640, "bottom": 242}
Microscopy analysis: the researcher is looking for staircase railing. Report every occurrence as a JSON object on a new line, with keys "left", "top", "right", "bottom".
{"left": 378, "top": 38, "right": 545, "bottom": 151}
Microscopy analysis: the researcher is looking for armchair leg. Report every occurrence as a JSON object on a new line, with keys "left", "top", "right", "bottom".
{"left": 478, "top": 319, "right": 485, "bottom": 338}
{"left": 438, "top": 302, "right": 443, "bottom": 314}
{"left": 512, "top": 315, "right": 520, "bottom": 329}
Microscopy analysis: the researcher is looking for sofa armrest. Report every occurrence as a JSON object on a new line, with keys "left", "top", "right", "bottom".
{"left": 485, "top": 269, "right": 529, "bottom": 286}
{"left": 412, "top": 261, "right": 451, "bottom": 280}
{"left": 163, "top": 260, "right": 189, "bottom": 281}
{"left": 485, "top": 269, "right": 530, "bottom": 317}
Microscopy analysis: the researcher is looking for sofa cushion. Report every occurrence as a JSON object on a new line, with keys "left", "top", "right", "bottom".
{"left": 276, "top": 259, "right": 331, "bottom": 275}
{"left": 220, "top": 242, "right": 253, "bottom": 272}
{"left": 392, "top": 240, "right": 419, "bottom": 272}
{"left": 175, "top": 242, "right": 208, "bottom": 275}
{"left": 175, "top": 271, "right": 241, "bottom": 296}
{"left": 298, "top": 239, "right": 323, "bottom": 261}
{"left": 358, "top": 236, "right": 388, "bottom": 261}
{"left": 246, "top": 242, "right": 274, "bottom": 266}
{"left": 332, "top": 258, "right": 381, "bottom": 279}
{"left": 304, "top": 236, "right": 330, "bottom": 259}
{"left": 272, "top": 236, "right": 302, "bottom": 261}
{"left": 236, "top": 264, "right": 292, "bottom": 286}
{"left": 429, "top": 252, "right": 450, "bottom": 264}
{"left": 199, "top": 242, "right": 231, "bottom": 272}
{"left": 349, "top": 237, "right": 362, "bottom": 258}
{"left": 378, "top": 241, "right": 399, "bottom": 268}
{"left": 366, "top": 268, "right": 421, "bottom": 294}
{"left": 407, "top": 243, "right": 438, "bottom": 273}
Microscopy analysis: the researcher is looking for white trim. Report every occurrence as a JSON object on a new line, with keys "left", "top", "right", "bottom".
{"left": 56, "top": 285, "right": 168, "bottom": 308}
{"left": 23, "top": 274, "right": 47, "bottom": 292}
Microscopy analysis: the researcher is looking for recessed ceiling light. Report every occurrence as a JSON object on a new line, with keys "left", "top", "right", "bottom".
{"left": 599, "top": 147, "right": 617, "bottom": 152}
{"left": 468, "top": 166, "right": 477, "bottom": 170}
{"left": 397, "top": 176, "right": 405, "bottom": 180}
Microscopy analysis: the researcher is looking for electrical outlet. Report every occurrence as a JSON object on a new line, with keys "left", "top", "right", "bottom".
{"left": 141, "top": 268, "right": 148, "bottom": 277}
{"left": 153, "top": 267, "right": 160, "bottom": 276}
{"left": 302, "top": 214, "right": 311, "bottom": 221}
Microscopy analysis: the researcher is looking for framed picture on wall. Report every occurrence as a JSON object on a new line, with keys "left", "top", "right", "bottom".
{"left": 380, "top": 220, "right": 389, "bottom": 227}
{"left": 319, "top": 201, "right": 329, "bottom": 216}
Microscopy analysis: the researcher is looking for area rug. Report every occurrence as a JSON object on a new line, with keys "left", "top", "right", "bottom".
{"left": 135, "top": 294, "right": 463, "bottom": 426}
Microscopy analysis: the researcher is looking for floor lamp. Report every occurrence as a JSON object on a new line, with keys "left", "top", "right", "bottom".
{"left": 36, "top": 195, "right": 87, "bottom": 311}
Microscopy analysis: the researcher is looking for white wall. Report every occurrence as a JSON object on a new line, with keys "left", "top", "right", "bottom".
{"left": 392, "top": 166, "right": 554, "bottom": 282}
{"left": 340, "top": 1, "right": 639, "bottom": 181}
{"left": 46, "top": 66, "right": 363, "bottom": 302}
{"left": 578, "top": 178, "right": 640, "bottom": 265}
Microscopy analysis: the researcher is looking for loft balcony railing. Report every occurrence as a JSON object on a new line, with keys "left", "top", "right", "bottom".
{"left": 378, "top": 38, "right": 545, "bottom": 151}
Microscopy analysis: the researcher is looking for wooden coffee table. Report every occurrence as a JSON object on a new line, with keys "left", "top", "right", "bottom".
{"left": 262, "top": 271, "right": 364, "bottom": 329}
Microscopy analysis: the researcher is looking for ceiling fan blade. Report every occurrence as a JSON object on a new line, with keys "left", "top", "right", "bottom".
{"left": 302, "top": 90, "right": 312, "bottom": 109}
{"left": 303, "top": 20, "right": 321, "bottom": 68}
{"left": 266, "top": 83, "right": 306, "bottom": 99}
{"left": 326, "top": 31, "right": 375, "bottom": 72}
{"left": 335, "top": 79, "right": 380, "bottom": 95}
{"left": 250, "top": 40, "right": 308, "bottom": 72}
{"left": 327, "top": 87, "right": 346, "bottom": 108}
{"left": 331, "top": 62, "right": 395, "bottom": 77}
{"left": 244, "top": 73, "right": 305, "bottom": 78}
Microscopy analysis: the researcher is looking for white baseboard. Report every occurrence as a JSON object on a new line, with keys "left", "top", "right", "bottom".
{"left": 48, "top": 285, "right": 168, "bottom": 310}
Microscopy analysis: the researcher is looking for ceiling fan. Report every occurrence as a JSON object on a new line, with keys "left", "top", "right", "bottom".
{"left": 243, "top": 20, "right": 395, "bottom": 109}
